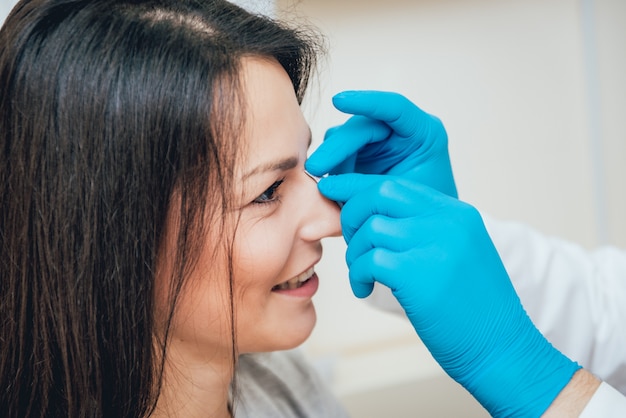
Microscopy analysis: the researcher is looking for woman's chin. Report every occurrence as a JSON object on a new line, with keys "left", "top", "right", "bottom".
{"left": 239, "top": 307, "right": 317, "bottom": 353}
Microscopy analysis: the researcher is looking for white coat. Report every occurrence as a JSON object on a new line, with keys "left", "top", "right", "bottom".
{"left": 369, "top": 214, "right": 626, "bottom": 416}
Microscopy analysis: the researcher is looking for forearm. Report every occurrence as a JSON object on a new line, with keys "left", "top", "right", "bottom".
{"left": 542, "top": 369, "right": 600, "bottom": 417}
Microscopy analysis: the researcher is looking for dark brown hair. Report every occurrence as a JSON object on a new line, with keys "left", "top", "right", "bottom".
{"left": 0, "top": 0, "right": 321, "bottom": 416}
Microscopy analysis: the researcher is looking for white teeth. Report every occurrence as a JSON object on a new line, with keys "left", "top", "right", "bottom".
{"left": 273, "top": 267, "right": 314, "bottom": 291}
{"left": 292, "top": 266, "right": 314, "bottom": 284}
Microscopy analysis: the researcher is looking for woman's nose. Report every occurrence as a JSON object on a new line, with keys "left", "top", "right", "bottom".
{"left": 299, "top": 170, "right": 342, "bottom": 241}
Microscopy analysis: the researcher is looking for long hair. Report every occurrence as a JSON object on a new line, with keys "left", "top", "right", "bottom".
{"left": 0, "top": 0, "right": 321, "bottom": 416}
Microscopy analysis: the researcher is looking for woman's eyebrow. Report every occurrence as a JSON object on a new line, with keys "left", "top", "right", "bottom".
{"left": 243, "top": 129, "right": 312, "bottom": 179}
{"left": 243, "top": 156, "right": 299, "bottom": 180}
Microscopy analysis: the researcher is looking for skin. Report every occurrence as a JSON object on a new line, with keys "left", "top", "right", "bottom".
{"left": 153, "top": 57, "right": 341, "bottom": 417}
{"left": 543, "top": 369, "right": 601, "bottom": 417}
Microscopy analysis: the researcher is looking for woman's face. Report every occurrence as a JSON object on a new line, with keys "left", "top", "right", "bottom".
{"left": 161, "top": 58, "right": 341, "bottom": 361}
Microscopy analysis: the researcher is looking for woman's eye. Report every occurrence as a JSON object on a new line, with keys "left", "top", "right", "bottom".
{"left": 252, "top": 179, "right": 284, "bottom": 205}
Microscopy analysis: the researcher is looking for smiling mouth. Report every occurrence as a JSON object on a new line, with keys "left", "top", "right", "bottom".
{"left": 272, "top": 266, "right": 315, "bottom": 291}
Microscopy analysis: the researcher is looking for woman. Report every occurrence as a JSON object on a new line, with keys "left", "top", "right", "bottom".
{"left": 0, "top": 0, "right": 345, "bottom": 416}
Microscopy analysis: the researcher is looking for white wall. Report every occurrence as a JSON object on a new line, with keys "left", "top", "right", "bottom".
{"left": 284, "top": 0, "right": 626, "bottom": 248}
{"left": 0, "top": 0, "right": 19, "bottom": 25}
{"left": 277, "top": 0, "right": 625, "bottom": 416}
{"left": 230, "top": 0, "right": 275, "bottom": 16}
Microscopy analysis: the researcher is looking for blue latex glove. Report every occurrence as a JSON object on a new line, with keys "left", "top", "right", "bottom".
{"left": 319, "top": 173, "right": 581, "bottom": 417}
{"left": 305, "top": 90, "right": 457, "bottom": 198}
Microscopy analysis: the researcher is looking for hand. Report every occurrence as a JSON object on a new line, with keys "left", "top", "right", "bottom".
{"left": 318, "top": 173, "right": 580, "bottom": 417}
{"left": 305, "top": 90, "right": 457, "bottom": 198}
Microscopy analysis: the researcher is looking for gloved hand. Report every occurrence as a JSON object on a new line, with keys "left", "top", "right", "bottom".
{"left": 318, "top": 173, "right": 580, "bottom": 417}
{"left": 305, "top": 90, "right": 457, "bottom": 198}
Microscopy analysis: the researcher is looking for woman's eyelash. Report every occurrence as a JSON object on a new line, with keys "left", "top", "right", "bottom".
{"left": 252, "top": 179, "right": 285, "bottom": 205}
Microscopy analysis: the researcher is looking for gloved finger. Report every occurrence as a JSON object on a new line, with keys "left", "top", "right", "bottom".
{"left": 315, "top": 172, "right": 387, "bottom": 209}
{"left": 327, "top": 154, "right": 358, "bottom": 176}
{"left": 320, "top": 175, "right": 446, "bottom": 242}
{"left": 345, "top": 215, "right": 428, "bottom": 266}
{"left": 348, "top": 247, "right": 409, "bottom": 299}
{"left": 332, "top": 90, "right": 444, "bottom": 141}
{"left": 305, "top": 116, "right": 391, "bottom": 176}
{"left": 323, "top": 125, "right": 341, "bottom": 141}
{"left": 312, "top": 123, "right": 356, "bottom": 175}
{"left": 318, "top": 173, "right": 426, "bottom": 209}
{"left": 317, "top": 173, "right": 386, "bottom": 242}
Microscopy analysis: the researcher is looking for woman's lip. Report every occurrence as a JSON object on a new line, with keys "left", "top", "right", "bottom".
{"left": 271, "top": 273, "right": 319, "bottom": 298}
{"left": 272, "top": 259, "right": 320, "bottom": 289}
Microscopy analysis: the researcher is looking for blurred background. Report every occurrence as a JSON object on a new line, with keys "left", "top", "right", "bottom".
{"left": 2, "top": 0, "right": 624, "bottom": 416}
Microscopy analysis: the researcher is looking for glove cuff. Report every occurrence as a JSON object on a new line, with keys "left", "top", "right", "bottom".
{"left": 467, "top": 325, "right": 581, "bottom": 417}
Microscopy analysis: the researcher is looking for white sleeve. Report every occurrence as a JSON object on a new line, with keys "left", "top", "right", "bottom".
{"left": 482, "top": 214, "right": 626, "bottom": 394}
{"left": 580, "top": 382, "right": 626, "bottom": 417}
